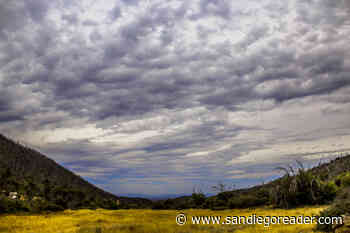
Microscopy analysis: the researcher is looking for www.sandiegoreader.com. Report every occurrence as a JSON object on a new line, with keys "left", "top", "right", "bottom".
{"left": 175, "top": 213, "right": 343, "bottom": 227}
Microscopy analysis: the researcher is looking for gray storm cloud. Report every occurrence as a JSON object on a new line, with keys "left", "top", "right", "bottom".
{"left": 0, "top": 0, "right": 350, "bottom": 195}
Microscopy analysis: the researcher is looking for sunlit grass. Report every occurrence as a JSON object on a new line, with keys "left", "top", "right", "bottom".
{"left": 0, "top": 206, "right": 327, "bottom": 233}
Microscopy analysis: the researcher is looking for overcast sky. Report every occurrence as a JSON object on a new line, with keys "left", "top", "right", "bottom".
{"left": 1, "top": 0, "right": 350, "bottom": 196}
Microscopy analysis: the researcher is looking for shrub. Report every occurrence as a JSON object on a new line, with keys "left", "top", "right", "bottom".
{"left": 217, "top": 191, "right": 233, "bottom": 201}
{"left": 318, "top": 181, "right": 338, "bottom": 203}
{"left": 191, "top": 193, "right": 206, "bottom": 206}
{"left": 152, "top": 201, "right": 166, "bottom": 210}
{"left": 316, "top": 200, "right": 350, "bottom": 232}
{"left": 0, "top": 198, "right": 16, "bottom": 213}
{"left": 341, "top": 173, "right": 350, "bottom": 187}
{"left": 270, "top": 162, "right": 338, "bottom": 208}
{"left": 229, "top": 195, "right": 266, "bottom": 209}
{"left": 0, "top": 198, "right": 31, "bottom": 213}
{"left": 202, "top": 197, "right": 215, "bottom": 209}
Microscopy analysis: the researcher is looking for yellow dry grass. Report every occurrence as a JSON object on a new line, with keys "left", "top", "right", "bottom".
{"left": 0, "top": 206, "right": 327, "bottom": 233}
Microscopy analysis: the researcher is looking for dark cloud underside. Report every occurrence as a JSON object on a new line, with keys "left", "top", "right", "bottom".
{"left": 0, "top": 0, "right": 350, "bottom": 195}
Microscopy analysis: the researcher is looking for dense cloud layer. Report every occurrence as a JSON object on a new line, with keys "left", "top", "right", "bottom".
{"left": 1, "top": 0, "right": 350, "bottom": 195}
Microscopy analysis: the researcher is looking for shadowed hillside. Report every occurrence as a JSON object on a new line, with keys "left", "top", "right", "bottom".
{"left": 0, "top": 134, "right": 152, "bottom": 212}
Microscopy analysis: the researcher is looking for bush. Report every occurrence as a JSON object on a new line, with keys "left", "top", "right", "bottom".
{"left": 270, "top": 162, "right": 338, "bottom": 208}
{"left": 202, "top": 197, "right": 215, "bottom": 209}
{"left": 202, "top": 196, "right": 228, "bottom": 210}
{"left": 211, "top": 199, "right": 228, "bottom": 210}
{"left": 229, "top": 194, "right": 266, "bottom": 209}
{"left": 316, "top": 200, "right": 350, "bottom": 232}
{"left": 152, "top": 201, "right": 166, "bottom": 210}
{"left": 0, "top": 198, "right": 31, "bottom": 213}
{"left": 191, "top": 193, "right": 206, "bottom": 206}
{"left": 341, "top": 173, "right": 350, "bottom": 187}
{"left": 318, "top": 181, "right": 338, "bottom": 203}
{"left": 0, "top": 198, "right": 17, "bottom": 213}
{"left": 217, "top": 192, "right": 233, "bottom": 201}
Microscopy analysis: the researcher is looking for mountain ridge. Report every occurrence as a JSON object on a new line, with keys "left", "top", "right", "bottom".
{"left": 0, "top": 133, "right": 152, "bottom": 212}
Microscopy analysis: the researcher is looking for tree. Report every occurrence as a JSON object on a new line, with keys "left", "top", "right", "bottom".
{"left": 191, "top": 186, "right": 206, "bottom": 206}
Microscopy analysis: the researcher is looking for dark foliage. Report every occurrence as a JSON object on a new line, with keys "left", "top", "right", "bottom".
{"left": 316, "top": 199, "right": 350, "bottom": 232}
{"left": 0, "top": 134, "right": 152, "bottom": 213}
{"left": 270, "top": 162, "right": 338, "bottom": 209}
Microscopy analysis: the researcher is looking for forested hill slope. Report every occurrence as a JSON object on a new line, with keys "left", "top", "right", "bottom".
{"left": 0, "top": 134, "right": 151, "bottom": 212}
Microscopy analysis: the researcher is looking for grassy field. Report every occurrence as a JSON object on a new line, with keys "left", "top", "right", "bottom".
{"left": 0, "top": 206, "right": 327, "bottom": 233}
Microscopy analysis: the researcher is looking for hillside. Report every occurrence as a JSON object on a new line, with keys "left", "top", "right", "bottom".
{"left": 154, "top": 154, "right": 350, "bottom": 210}
{"left": 0, "top": 134, "right": 152, "bottom": 212}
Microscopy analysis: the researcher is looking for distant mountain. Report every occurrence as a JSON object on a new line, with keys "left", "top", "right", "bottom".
{"left": 122, "top": 193, "right": 195, "bottom": 200}
{"left": 0, "top": 134, "right": 152, "bottom": 212}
